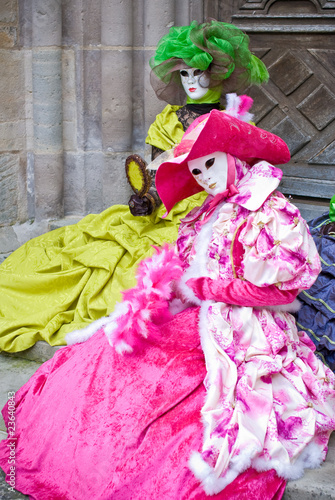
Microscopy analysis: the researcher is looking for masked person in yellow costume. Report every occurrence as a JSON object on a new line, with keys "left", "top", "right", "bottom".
{"left": 0, "top": 20, "right": 268, "bottom": 352}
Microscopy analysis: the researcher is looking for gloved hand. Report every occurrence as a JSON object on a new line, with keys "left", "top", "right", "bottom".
{"left": 128, "top": 194, "right": 154, "bottom": 216}
{"left": 186, "top": 277, "right": 299, "bottom": 307}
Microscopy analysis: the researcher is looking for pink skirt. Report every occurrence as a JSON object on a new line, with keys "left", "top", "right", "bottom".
{"left": 0, "top": 307, "right": 285, "bottom": 499}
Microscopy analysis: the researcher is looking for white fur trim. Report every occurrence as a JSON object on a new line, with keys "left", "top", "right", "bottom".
{"left": 256, "top": 298, "right": 302, "bottom": 313}
{"left": 114, "top": 340, "right": 133, "bottom": 354}
{"left": 177, "top": 205, "right": 221, "bottom": 305}
{"left": 66, "top": 316, "right": 110, "bottom": 345}
{"left": 189, "top": 452, "right": 230, "bottom": 496}
{"left": 189, "top": 446, "right": 257, "bottom": 496}
{"left": 252, "top": 441, "right": 323, "bottom": 481}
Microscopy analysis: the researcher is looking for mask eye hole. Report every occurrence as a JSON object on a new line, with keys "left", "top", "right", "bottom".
{"left": 205, "top": 158, "right": 215, "bottom": 169}
{"left": 191, "top": 168, "right": 202, "bottom": 176}
{"left": 194, "top": 69, "right": 203, "bottom": 76}
{"left": 180, "top": 70, "right": 189, "bottom": 77}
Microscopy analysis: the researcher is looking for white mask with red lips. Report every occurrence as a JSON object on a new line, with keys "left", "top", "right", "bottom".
{"left": 188, "top": 152, "right": 228, "bottom": 196}
{"left": 179, "top": 68, "right": 210, "bottom": 100}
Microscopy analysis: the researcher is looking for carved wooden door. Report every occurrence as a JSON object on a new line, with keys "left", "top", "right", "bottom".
{"left": 206, "top": 0, "right": 335, "bottom": 218}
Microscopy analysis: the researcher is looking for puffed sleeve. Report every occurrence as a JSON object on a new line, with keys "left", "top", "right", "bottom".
{"left": 239, "top": 193, "right": 321, "bottom": 291}
{"left": 145, "top": 104, "right": 184, "bottom": 151}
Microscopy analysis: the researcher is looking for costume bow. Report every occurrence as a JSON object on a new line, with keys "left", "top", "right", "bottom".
{"left": 200, "top": 184, "right": 239, "bottom": 225}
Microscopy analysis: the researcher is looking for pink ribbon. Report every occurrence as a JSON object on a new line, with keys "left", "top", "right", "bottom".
{"left": 200, "top": 184, "right": 239, "bottom": 225}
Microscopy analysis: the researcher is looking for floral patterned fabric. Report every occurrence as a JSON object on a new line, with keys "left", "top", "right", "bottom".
{"left": 175, "top": 160, "right": 335, "bottom": 495}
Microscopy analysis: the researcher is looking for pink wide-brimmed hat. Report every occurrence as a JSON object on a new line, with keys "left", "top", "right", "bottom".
{"left": 156, "top": 109, "right": 290, "bottom": 215}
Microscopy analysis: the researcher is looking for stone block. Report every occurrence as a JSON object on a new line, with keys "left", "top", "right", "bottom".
{"left": 101, "top": 50, "right": 132, "bottom": 152}
{"left": 63, "top": 153, "right": 86, "bottom": 215}
{"left": 132, "top": 49, "right": 146, "bottom": 151}
{"left": 83, "top": 1, "right": 101, "bottom": 46}
{"left": 26, "top": 152, "right": 35, "bottom": 220}
{"left": 32, "top": 0, "right": 62, "bottom": 46}
{"left": 84, "top": 152, "right": 104, "bottom": 214}
{"left": 32, "top": 49, "right": 62, "bottom": 152}
{"left": 0, "top": 0, "right": 17, "bottom": 23}
{"left": 62, "top": 0, "right": 83, "bottom": 46}
{"left": 83, "top": 50, "right": 102, "bottom": 150}
{"left": 18, "top": 0, "right": 33, "bottom": 47}
{"left": 16, "top": 152, "right": 28, "bottom": 223}
{"left": 0, "top": 155, "right": 19, "bottom": 226}
{"left": 143, "top": 0, "right": 175, "bottom": 46}
{"left": 132, "top": 0, "right": 145, "bottom": 47}
{"left": 175, "top": 2, "right": 190, "bottom": 25}
{"left": 62, "top": 50, "right": 77, "bottom": 152}
{"left": 0, "top": 226, "right": 19, "bottom": 253}
{"left": 0, "top": 121, "right": 26, "bottom": 152}
{"left": 0, "top": 26, "right": 17, "bottom": 48}
{"left": 101, "top": 0, "right": 132, "bottom": 46}
{"left": 103, "top": 152, "right": 133, "bottom": 207}
{"left": 23, "top": 49, "right": 34, "bottom": 151}
{"left": 13, "top": 219, "right": 49, "bottom": 246}
{"left": 49, "top": 217, "right": 82, "bottom": 231}
{"left": 143, "top": 49, "right": 164, "bottom": 137}
{"left": 0, "top": 50, "right": 25, "bottom": 122}
{"left": 33, "top": 153, "right": 63, "bottom": 220}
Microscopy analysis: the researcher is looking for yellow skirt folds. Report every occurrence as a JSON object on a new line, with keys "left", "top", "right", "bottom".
{"left": 0, "top": 194, "right": 206, "bottom": 352}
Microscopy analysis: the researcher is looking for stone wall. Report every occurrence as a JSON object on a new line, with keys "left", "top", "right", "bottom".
{"left": 0, "top": 0, "right": 209, "bottom": 232}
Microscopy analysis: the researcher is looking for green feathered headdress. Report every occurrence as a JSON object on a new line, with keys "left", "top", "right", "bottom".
{"left": 150, "top": 20, "right": 269, "bottom": 105}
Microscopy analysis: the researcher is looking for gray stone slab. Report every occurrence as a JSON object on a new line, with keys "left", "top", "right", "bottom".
{"left": 62, "top": 0, "right": 83, "bottom": 46}
{"left": 84, "top": 151, "right": 104, "bottom": 214}
{"left": 33, "top": 153, "right": 64, "bottom": 221}
{"left": 83, "top": 50, "right": 102, "bottom": 150}
{"left": 101, "top": 0, "right": 132, "bottom": 46}
{"left": 0, "top": 468, "right": 29, "bottom": 499}
{"left": 143, "top": 0, "right": 175, "bottom": 46}
{"left": 132, "top": 49, "right": 146, "bottom": 151}
{"left": 62, "top": 49, "right": 77, "bottom": 152}
{"left": 132, "top": 0, "right": 145, "bottom": 47}
{"left": 32, "top": 0, "right": 62, "bottom": 47}
{"left": 0, "top": 0, "right": 17, "bottom": 23}
{"left": 2, "top": 341, "right": 62, "bottom": 365}
{"left": 0, "top": 155, "right": 19, "bottom": 226}
{"left": 32, "top": 49, "right": 63, "bottom": 152}
{"left": 293, "top": 201, "right": 329, "bottom": 222}
{"left": 0, "top": 226, "right": 19, "bottom": 254}
{"left": 63, "top": 153, "right": 86, "bottom": 215}
{"left": 18, "top": 0, "right": 33, "bottom": 48}
{"left": 0, "top": 356, "right": 38, "bottom": 499}
{"left": 103, "top": 152, "right": 134, "bottom": 207}
{"left": 284, "top": 433, "right": 335, "bottom": 499}
{"left": 101, "top": 49, "right": 133, "bottom": 152}
{"left": 0, "top": 49, "right": 25, "bottom": 121}
{"left": 0, "top": 355, "right": 42, "bottom": 433}
{"left": 48, "top": 217, "right": 82, "bottom": 231}
{"left": 83, "top": 0, "right": 101, "bottom": 46}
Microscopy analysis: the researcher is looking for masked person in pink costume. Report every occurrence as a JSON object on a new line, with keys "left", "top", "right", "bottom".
{"left": 1, "top": 108, "right": 334, "bottom": 500}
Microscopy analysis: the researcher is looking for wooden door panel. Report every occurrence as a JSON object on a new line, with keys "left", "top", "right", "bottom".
{"left": 208, "top": 0, "right": 335, "bottom": 215}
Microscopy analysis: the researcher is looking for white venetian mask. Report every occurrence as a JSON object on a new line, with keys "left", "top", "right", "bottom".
{"left": 179, "top": 68, "right": 210, "bottom": 100}
{"left": 188, "top": 152, "right": 228, "bottom": 196}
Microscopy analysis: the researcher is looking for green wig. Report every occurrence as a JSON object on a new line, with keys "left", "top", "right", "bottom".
{"left": 150, "top": 20, "right": 269, "bottom": 105}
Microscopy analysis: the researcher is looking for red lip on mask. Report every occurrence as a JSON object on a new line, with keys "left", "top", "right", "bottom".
{"left": 189, "top": 88, "right": 196, "bottom": 92}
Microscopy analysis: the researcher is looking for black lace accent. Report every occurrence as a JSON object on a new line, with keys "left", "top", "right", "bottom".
{"left": 152, "top": 146, "right": 164, "bottom": 160}
{"left": 175, "top": 103, "right": 221, "bottom": 131}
